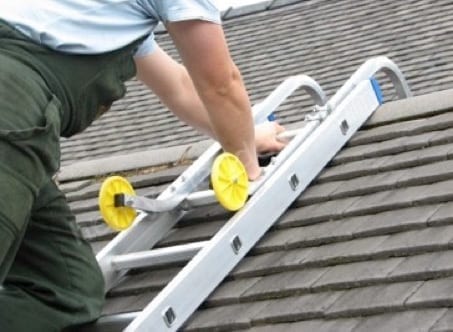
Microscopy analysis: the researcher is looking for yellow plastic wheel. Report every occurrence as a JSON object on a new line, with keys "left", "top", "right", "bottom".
{"left": 99, "top": 176, "right": 137, "bottom": 231}
{"left": 211, "top": 152, "right": 249, "bottom": 211}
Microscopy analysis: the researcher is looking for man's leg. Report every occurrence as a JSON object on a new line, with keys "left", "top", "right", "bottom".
{"left": 0, "top": 53, "right": 103, "bottom": 331}
{"left": 0, "top": 180, "right": 105, "bottom": 331}
{"left": 0, "top": 53, "right": 61, "bottom": 278}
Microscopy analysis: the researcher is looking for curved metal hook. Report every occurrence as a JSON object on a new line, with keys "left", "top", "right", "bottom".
{"left": 252, "top": 74, "right": 327, "bottom": 124}
{"left": 325, "top": 56, "right": 412, "bottom": 112}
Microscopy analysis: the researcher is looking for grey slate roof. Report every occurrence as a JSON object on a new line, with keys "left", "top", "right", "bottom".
{"left": 58, "top": 0, "right": 453, "bottom": 331}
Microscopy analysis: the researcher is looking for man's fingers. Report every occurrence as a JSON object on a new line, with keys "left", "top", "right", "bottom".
{"left": 273, "top": 122, "right": 286, "bottom": 134}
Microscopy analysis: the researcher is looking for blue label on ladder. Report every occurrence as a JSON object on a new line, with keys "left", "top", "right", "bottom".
{"left": 267, "top": 113, "right": 276, "bottom": 121}
{"left": 370, "top": 78, "right": 384, "bottom": 105}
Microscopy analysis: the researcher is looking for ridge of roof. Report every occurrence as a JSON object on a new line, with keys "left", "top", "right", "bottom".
{"left": 367, "top": 89, "right": 453, "bottom": 128}
{"left": 221, "top": 1, "right": 273, "bottom": 20}
{"left": 222, "top": 0, "right": 316, "bottom": 21}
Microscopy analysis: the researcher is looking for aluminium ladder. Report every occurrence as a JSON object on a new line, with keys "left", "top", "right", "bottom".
{"left": 96, "top": 56, "right": 412, "bottom": 331}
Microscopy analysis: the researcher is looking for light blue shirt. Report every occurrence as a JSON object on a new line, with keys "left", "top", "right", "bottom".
{"left": 0, "top": 0, "right": 221, "bottom": 56}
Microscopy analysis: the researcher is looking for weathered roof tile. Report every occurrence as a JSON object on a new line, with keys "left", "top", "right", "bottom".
{"left": 326, "top": 281, "right": 423, "bottom": 316}
{"left": 251, "top": 291, "right": 344, "bottom": 324}
{"left": 406, "top": 278, "right": 453, "bottom": 307}
{"left": 430, "top": 308, "right": 453, "bottom": 332}
{"left": 352, "top": 309, "right": 447, "bottom": 332}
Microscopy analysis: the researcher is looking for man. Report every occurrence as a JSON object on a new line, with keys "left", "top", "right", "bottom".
{"left": 0, "top": 1, "right": 286, "bottom": 330}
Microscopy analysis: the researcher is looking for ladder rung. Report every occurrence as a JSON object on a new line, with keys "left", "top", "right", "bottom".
{"left": 111, "top": 241, "right": 208, "bottom": 270}
{"left": 180, "top": 190, "right": 217, "bottom": 209}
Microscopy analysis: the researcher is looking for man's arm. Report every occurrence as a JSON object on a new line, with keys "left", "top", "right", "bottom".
{"left": 135, "top": 43, "right": 287, "bottom": 157}
{"left": 164, "top": 20, "right": 261, "bottom": 180}
{"left": 135, "top": 45, "right": 217, "bottom": 139}
{"left": 135, "top": 22, "right": 287, "bottom": 179}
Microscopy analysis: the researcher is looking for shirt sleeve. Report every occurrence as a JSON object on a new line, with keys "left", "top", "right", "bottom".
{"left": 136, "top": 0, "right": 221, "bottom": 57}
{"left": 157, "top": 0, "right": 221, "bottom": 24}
{"left": 134, "top": 32, "right": 158, "bottom": 57}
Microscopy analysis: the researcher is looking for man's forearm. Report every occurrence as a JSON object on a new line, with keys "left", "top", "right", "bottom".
{"left": 193, "top": 64, "right": 260, "bottom": 179}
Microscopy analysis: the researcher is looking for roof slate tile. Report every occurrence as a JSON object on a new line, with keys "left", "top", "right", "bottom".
{"left": 251, "top": 291, "right": 344, "bottom": 324}
{"left": 389, "top": 251, "right": 453, "bottom": 281}
{"left": 429, "top": 203, "right": 453, "bottom": 226}
{"left": 312, "top": 257, "right": 405, "bottom": 290}
{"left": 301, "top": 235, "right": 389, "bottom": 267}
{"left": 287, "top": 196, "right": 360, "bottom": 224}
{"left": 231, "top": 249, "right": 309, "bottom": 278}
{"left": 244, "top": 317, "right": 361, "bottom": 332}
{"left": 184, "top": 301, "right": 269, "bottom": 331}
{"left": 351, "top": 309, "right": 447, "bottom": 332}
{"left": 320, "top": 157, "right": 391, "bottom": 182}
{"left": 240, "top": 267, "right": 329, "bottom": 301}
{"left": 406, "top": 278, "right": 453, "bottom": 307}
{"left": 206, "top": 277, "right": 262, "bottom": 307}
{"left": 108, "top": 268, "right": 180, "bottom": 296}
{"left": 293, "top": 179, "right": 345, "bottom": 205}
{"left": 430, "top": 308, "right": 453, "bottom": 332}
{"left": 378, "top": 144, "right": 453, "bottom": 171}
{"left": 376, "top": 224, "right": 453, "bottom": 256}
{"left": 355, "top": 112, "right": 453, "bottom": 145}
{"left": 101, "top": 291, "right": 158, "bottom": 316}
{"left": 258, "top": 217, "right": 359, "bottom": 252}
{"left": 326, "top": 281, "right": 423, "bottom": 317}
{"left": 353, "top": 204, "right": 438, "bottom": 237}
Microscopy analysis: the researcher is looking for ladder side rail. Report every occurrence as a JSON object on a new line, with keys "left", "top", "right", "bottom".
{"left": 125, "top": 80, "right": 381, "bottom": 332}
{"left": 98, "top": 75, "right": 326, "bottom": 291}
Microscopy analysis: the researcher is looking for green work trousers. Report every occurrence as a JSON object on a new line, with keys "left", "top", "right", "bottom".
{"left": 0, "top": 20, "right": 142, "bottom": 331}
{"left": 0, "top": 52, "right": 105, "bottom": 331}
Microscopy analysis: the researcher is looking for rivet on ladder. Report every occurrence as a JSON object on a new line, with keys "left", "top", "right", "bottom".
{"left": 340, "top": 119, "right": 349, "bottom": 135}
{"left": 163, "top": 307, "right": 176, "bottom": 327}
{"left": 289, "top": 173, "right": 300, "bottom": 191}
{"left": 231, "top": 236, "right": 242, "bottom": 254}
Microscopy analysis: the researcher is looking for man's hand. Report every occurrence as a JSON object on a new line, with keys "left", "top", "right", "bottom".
{"left": 255, "top": 121, "right": 288, "bottom": 154}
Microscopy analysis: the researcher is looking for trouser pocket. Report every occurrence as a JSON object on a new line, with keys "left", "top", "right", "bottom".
{"left": 0, "top": 94, "right": 61, "bottom": 142}
{"left": 0, "top": 92, "right": 62, "bottom": 181}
